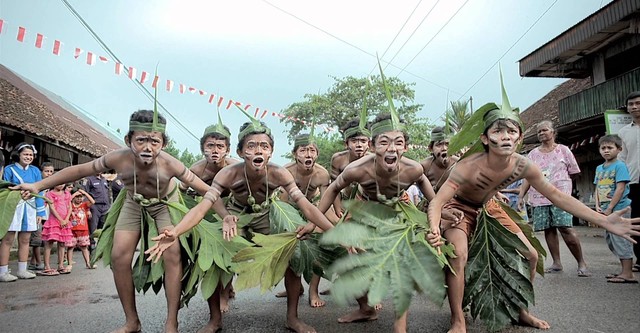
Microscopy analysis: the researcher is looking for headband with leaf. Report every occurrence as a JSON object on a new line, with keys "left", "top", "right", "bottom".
{"left": 129, "top": 70, "right": 166, "bottom": 133}
{"left": 235, "top": 104, "right": 271, "bottom": 142}
{"left": 202, "top": 107, "right": 231, "bottom": 139}
{"left": 448, "top": 67, "right": 522, "bottom": 158}
{"left": 343, "top": 80, "right": 372, "bottom": 140}
{"left": 294, "top": 102, "right": 317, "bottom": 148}
{"left": 370, "top": 57, "right": 403, "bottom": 138}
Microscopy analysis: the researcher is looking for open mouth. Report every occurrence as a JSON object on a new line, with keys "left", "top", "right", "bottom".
{"left": 139, "top": 152, "right": 153, "bottom": 159}
{"left": 304, "top": 159, "right": 313, "bottom": 167}
{"left": 384, "top": 155, "right": 398, "bottom": 166}
{"left": 439, "top": 152, "right": 448, "bottom": 159}
{"left": 252, "top": 156, "right": 265, "bottom": 168}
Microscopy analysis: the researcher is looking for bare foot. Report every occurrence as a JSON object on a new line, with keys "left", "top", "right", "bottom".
{"left": 519, "top": 310, "right": 550, "bottom": 330}
{"left": 285, "top": 318, "right": 316, "bottom": 333}
{"left": 308, "top": 293, "right": 326, "bottom": 308}
{"left": 337, "top": 308, "right": 378, "bottom": 323}
{"left": 196, "top": 321, "right": 222, "bottom": 333}
{"left": 319, "top": 289, "right": 331, "bottom": 295}
{"left": 446, "top": 319, "right": 466, "bottom": 333}
{"left": 110, "top": 322, "right": 141, "bottom": 333}
{"left": 164, "top": 323, "right": 179, "bottom": 333}
{"left": 228, "top": 287, "right": 235, "bottom": 299}
{"left": 374, "top": 303, "right": 383, "bottom": 311}
{"left": 276, "top": 287, "right": 303, "bottom": 298}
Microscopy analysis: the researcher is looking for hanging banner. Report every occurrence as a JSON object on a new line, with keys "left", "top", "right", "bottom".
{"left": 604, "top": 110, "right": 632, "bottom": 134}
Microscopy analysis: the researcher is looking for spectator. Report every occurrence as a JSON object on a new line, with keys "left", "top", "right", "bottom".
{"left": 82, "top": 173, "right": 111, "bottom": 249}
{"left": 40, "top": 183, "right": 73, "bottom": 276}
{"left": 617, "top": 91, "right": 640, "bottom": 272}
{"left": 65, "top": 187, "right": 96, "bottom": 270}
{"left": 28, "top": 162, "right": 54, "bottom": 271}
{"left": 501, "top": 179, "right": 529, "bottom": 222}
{"left": 0, "top": 143, "right": 45, "bottom": 282}
{"left": 406, "top": 184, "right": 423, "bottom": 205}
{"left": 519, "top": 121, "right": 590, "bottom": 277}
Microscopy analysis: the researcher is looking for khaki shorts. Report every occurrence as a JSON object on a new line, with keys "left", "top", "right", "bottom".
{"left": 227, "top": 201, "right": 271, "bottom": 236}
{"left": 115, "top": 189, "right": 179, "bottom": 232}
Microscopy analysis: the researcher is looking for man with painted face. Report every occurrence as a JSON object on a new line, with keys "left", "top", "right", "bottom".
{"left": 146, "top": 120, "right": 335, "bottom": 333}
{"left": 278, "top": 133, "right": 332, "bottom": 308}
{"left": 317, "top": 112, "right": 438, "bottom": 332}
{"left": 427, "top": 80, "right": 640, "bottom": 332}
{"left": 12, "top": 110, "right": 211, "bottom": 333}
{"left": 421, "top": 126, "right": 459, "bottom": 192}
{"left": 330, "top": 117, "right": 371, "bottom": 217}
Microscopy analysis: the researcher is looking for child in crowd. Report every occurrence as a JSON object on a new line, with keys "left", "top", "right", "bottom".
{"left": 29, "top": 162, "right": 54, "bottom": 271}
{"left": 0, "top": 143, "right": 45, "bottom": 282}
{"left": 40, "top": 183, "right": 73, "bottom": 276}
{"left": 500, "top": 179, "right": 529, "bottom": 221}
{"left": 66, "top": 187, "right": 96, "bottom": 270}
{"left": 594, "top": 135, "right": 637, "bottom": 283}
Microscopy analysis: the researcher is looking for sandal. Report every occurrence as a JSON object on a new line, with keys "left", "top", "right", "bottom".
{"left": 577, "top": 269, "right": 592, "bottom": 277}
{"left": 605, "top": 273, "right": 620, "bottom": 279}
{"left": 37, "top": 268, "right": 60, "bottom": 276}
{"left": 633, "top": 264, "right": 640, "bottom": 272}
{"left": 58, "top": 266, "right": 72, "bottom": 274}
{"left": 86, "top": 264, "right": 97, "bottom": 269}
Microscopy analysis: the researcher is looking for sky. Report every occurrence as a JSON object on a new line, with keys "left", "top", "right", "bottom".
{"left": 0, "top": 0, "right": 613, "bottom": 164}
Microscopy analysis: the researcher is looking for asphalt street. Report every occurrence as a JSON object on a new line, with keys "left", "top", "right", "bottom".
{"left": 1, "top": 227, "right": 638, "bottom": 332}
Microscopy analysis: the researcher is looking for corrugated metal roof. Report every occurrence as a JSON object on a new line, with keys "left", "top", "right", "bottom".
{"left": 519, "top": 0, "right": 640, "bottom": 78}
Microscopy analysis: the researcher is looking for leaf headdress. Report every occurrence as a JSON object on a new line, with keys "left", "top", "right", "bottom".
{"left": 293, "top": 103, "right": 317, "bottom": 148}
{"left": 448, "top": 67, "right": 522, "bottom": 157}
{"left": 235, "top": 104, "right": 271, "bottom": 142}
{"left": 202, "top": 106, "right": 231, "bottom": 139}
{"left": 129, "top": 72, "right": 166, "bottom": 133}
{"left": 370, "top": 57, "right": 404, "bottom": 138}
{"left": 343, "top": 81, "right": 372, "bottom": 140}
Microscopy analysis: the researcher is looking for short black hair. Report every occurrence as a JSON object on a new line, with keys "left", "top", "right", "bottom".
{"left": 626, "top": 91, "right": 640, "bottom": 105}
{"left": 429, "top": 126, "right": 445, "bottom": 149}
{"left": 11, "top": 142, "right": 36, "bottom": 163}
{"left": 292, "top": 134, "right": 318, "bottom": 153}
{"left": 598, "top": 134, "right": 623, "bottom": 149}
{"left": 41, "top": 161, "right": 54, "bottom": 170}
{"left": 340, "top": 117, "right": 368, "bottom": 142}
{"left": 200, "top": 129, "right": 231, "bottom": 153}
{"left": 126, "top": 110, "right": 168, "bottom": 144}
{"left": 482, "top": 119, "right": 522, "bottom": 152}
{"left": 371, "top": 113, "right": 409, "bottom": 145}
{"left": 237, "top": 122, "right": 274, "bottom": 152}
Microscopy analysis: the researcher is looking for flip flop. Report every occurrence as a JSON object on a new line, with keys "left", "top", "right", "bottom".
{"left": 606, "top": 276, "right": 639, "bottom": 284}
{"left": 577, "top": 269, "right": 592, "bottom": 277}
{"left": 544, "top": 267, "right": 563, "bottom": 273}
{"left": 605, "top": 273, "right": 620, "bottom": 279}
{"left": 37, "top": 268, "right": 60, "bottom": 276}
{"left": 58, "top": 266, "right": 72, "bottom": 274}
{"left": 633, "top": 264, "right": 640, "bottom": 272}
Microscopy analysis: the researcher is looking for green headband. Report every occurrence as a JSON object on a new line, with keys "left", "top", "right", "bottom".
{"left": 483, "top": 106, "right": 523, "bottom": 132}
{"left": 203, "top": 108, "right": 231, "bottom": 139}
{"left": 370, "top": 119, "right": 404, "bottom": 138}
{"left": 128, "top": 120, "right": 166, "bottom": 133}
{"left": 294, "top": 135, "right": 315, "bottom": 148}
{"left": 235, "top": 104, "right": 271, "bottom": 141}
{"left": 430, "top": 131, "right": 450, "bottom": 143}
{"left": 343, "top": 126, "right": 371, "bottom": 141}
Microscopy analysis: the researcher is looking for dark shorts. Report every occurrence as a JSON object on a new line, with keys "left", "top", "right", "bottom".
{"left": 441, "top": 197, "right": 521, "bottom": 237}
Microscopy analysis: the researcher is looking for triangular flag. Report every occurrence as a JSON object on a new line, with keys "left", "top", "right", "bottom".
{"left": 226, "top": 99, "right": 234, "bottom": 110}
{"left": 0, "top": 19, "right": 4, "bottom": 34}
{"left": 128, "top": 66, "right": 136, "bottom": 79}
{"left": 16, "top": 27, "right": 26, "bottom": 42}
{"left": 74, "top": 47, "right": 83, "bottom": 59}
{"left": 179, "top": 83, "right": 185, "bottom": 94}
{"left": 199, "top": 90, "right": 206, "bottom": 96}
{"left": 244, "top": 104, "right": 252, "bottom": 111}
{"left": 35, "top": 33, "right": 44, "bottom": 48}
{"left": 166, "top": 79, "right": 174, "bottom": 92}
{"left": 52, "top": 40, "right": 61, "bottom": 55}
{"left": 86, "top": 52, "right": 96, "bottom": 66}
{"left": 208, "top": 94, "right": 215, "bottom": 104}
{"left": 139, "top": 71, "right": 149, "bottom": 84}
{"left": 217, "top": 96, "right": 224, "bottom": 108}
{"left": 98, "top": 56, "right": 109, "bottom": 63}
{"left": 115, "top": 62, "right": 123, "bottom": 75}
{"left": 151, "top": 75, "right": 160, "bottom": 88}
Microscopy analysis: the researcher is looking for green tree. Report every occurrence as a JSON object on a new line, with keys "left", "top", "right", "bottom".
{"left": 441, "top": 100, "right": 471, "bottom": 133}
{"left": 280, "top": 75, "right": 433, "bottom": 162}
{"left": 164, "top": 139, "right": 199, "bottom": 168}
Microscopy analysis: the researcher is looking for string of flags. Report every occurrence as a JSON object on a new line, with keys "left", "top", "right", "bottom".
{"left": 0, "top": 19, "right": 336, "bottom": 133}
{"left": 568, "top": 134, "right": 600, "bottom": 151}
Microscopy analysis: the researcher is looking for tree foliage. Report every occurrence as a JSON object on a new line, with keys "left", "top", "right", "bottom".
{"left": 164, "top": 139, "right": 199, "bottom": 168}
{"left": 442, "top": 100, "right": 471, "bottom": 133}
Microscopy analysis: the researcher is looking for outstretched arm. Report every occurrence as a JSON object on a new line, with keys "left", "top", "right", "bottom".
{"left": 318, "top": 171, "right": 354, "bottom": 214}
{"left": 416, "top": 174, "right": 436, "bottom": 201}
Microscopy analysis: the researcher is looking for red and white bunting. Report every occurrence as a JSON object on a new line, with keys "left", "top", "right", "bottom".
{"left": 16, "top": 26, "right": 26, "bottom": 42}
{"left": 179, "top": 83, "right": 185, "bottom": 94}
{"left": 74, "top": 47, "right": 82, "bottom": 59}
{"left": 86, "top": 52, "right": 96, "bottom": 66}
{"left": 166, "top": 79, "right": 174, "bottom": 92}
{"left": 52, "top": 40, "right": 61, "bottom": 55}
{"left": 260, "top": 110, "right": 268, "bottom": 119}
{"left": 0, "top": 19, "right": 5, "bottom": 34}
{"left": 254, "top": 107, "right": 260, "bottom": 118}
{"left": 208, "top": 94, "right": 215, "bottom": 104}
{"left": 225, "top": 99, "right": 234, "bottom": 109}
{"left": 217, "top": 96, "right": 224, "bottom": 108}
{"left": 115, "top": 62, "right": 123, "bottom": 75}
{"left": 139, "top": 71, "right": 149, "bottom": 84}
{"left": 151, "top": 75, "right": 160, "bottom": 88}
{"left": 188, "top": 87, "right": 197, "bottom": 94}
{"left": 98, "top": 56, "right": 109, "bottom": 63}
{"left": 199, "top": 90, "right": 206, "bottom": 96}
{"left": 128, "top": 67, "right": 137, "bottom": 80}
{"left": 35, "top": 33, "right": 44, "bottom": 48}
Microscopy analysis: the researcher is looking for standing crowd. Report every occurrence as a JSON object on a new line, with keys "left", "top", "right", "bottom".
{"left": 1, "top": 83, "right": 640, "bottom": 333}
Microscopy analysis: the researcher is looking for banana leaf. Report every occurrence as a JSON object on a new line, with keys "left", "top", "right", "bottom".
{"left": 232, "top": 232, "right": 299, "bottom": 293}
{"left": 463, "top": 208, "right": 534, "bottom": 332}
{"left": 91, "top": 189, "right": 127, "bottom": 267}
{"left": 0, "top": 183, "right": 22, "bottom": 239}
{"left": 269, "top": 199, "right": 339, "bottom": 282}
{"left": 448, "top": 102, "right": 498, "bottom": 156}
{"left": 320, "top": 200, "right": 453, "bottom": 318}
{"left": 498, "top": 201, "right": 547, "bottom": 276}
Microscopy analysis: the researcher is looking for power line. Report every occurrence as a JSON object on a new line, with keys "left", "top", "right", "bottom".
{"left": 399, "top": 0, "right": 470, "bottom": 75}
{"left": 261, "top": 0, "right": 461, "bottom": 95}
{"left": 457, "top": 0, "right": 559, "bottom": 100}
{"left": 59, "top": 0, "right": 199, "bottom": 142}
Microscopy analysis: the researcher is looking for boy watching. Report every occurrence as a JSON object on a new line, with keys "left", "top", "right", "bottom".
{"left": 13, "top": 109, "right": 211, "bottom": 333}
{"left": 594, "top": 134, "right": 637, "bottom": 283}
{"left": 29, "top": 162, "right": 54, "bottom": 271}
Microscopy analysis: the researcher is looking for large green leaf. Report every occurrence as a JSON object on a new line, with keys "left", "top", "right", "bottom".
{"left": 194, "top": 221, "right": 252, "bottom": 272}
{"left": 232, "top": 232, "right": 298, "bottom": 293}
{"left": 448, "top": 102, "right": 498, "bottom": 156}
{"left": 320, "top": 200, "right": 452, "bottom": 317}
{"left": 91, "top": 189, "right": 127, "bottom": 267}
{"left": 0, "top": 185, "right": 22, "bottom": 239}
{"left": 463, "top": 209, "right": 534, "bottom": 332}
{"left": 498, "top": 201, "right": 547, "bottom": 276}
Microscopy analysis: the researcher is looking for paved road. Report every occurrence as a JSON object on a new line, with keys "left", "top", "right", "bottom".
{"left": 1, "top": 227, "right": 638, "bottom": 332}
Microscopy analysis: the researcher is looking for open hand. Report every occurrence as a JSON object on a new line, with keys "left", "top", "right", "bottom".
{"left": 10, "top": 183, "right": 39, "bottom": 200}
{"left": 222, "top": 215, "right": 238, "bottom": 241}
{"left": 605, "top": 207, "right": 640, "bottom": 243}
{"left": 145, "top": 229, "right": 178, "bottom": 263}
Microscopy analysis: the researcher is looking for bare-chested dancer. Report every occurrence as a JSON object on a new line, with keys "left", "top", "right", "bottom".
{"left": 13, "top": 110, "right": 211, "bottom": 333}
{"left": 330, "top": 117, "right": 372, "bottom": 216}
{"left": 317, "top": 113, "right": 439, "bottom": 333}
{"left": 275, "top": 133, "right": 333, "bottom": 308}
{"left": 427, "top": 103, "right": 640, "bottom": 333}
{"left": 186, "top": 121, "right": 240, "bottom": 332}
{"left": 421, "top": 126, "right": 459, "bottom": 192}
{"left": 146, "top": 120, "right": 335, "bottom": 333}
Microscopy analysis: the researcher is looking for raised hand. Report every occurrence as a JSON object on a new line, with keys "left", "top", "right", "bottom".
{"left": 145, "top": 229, "right": 178, "bottom": 263}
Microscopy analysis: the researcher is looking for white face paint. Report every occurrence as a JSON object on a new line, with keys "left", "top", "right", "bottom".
{"left": 374, "top": 130, "right": 406, "bottom": 172}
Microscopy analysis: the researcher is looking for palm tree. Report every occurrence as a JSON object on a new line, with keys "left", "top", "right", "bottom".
{"left": 441, "top": 100, "right": 471, "bottom": 132}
